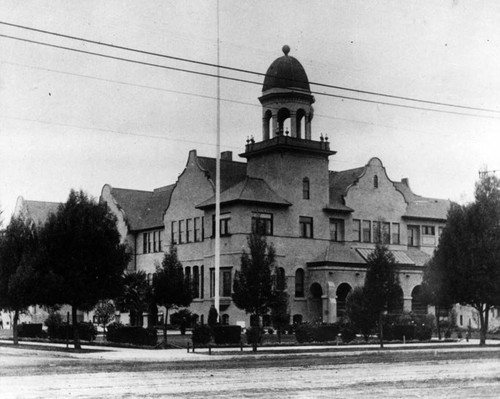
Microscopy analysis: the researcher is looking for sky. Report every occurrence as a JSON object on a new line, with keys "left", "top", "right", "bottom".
{"left": 1, "top": 0, "right": 500, "bottom": 222}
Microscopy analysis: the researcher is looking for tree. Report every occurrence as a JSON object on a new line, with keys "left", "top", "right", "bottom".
{"left": 420, "top": 258, "right": 454, "bottom": 340}
{"left": 232, "top": 233, "right": 275, "bottom": 351}
{"left": 345, "top": 286, "right": 377, "bottom": 342}
{"left": 363, "top": 243, "right": 402, "bottom": 348}
{"left": 94, "top": 299, "right": 116, "bottom": 337}
{"left": 36, "top": 190, "right": 129, "bottom": 349}
{"left": 115, "top": 271, "right": 151, "bottom": 327}
{"left": 270, "top": 267, "right": 289, "bottom": 343}
{"left": 153, "top": 243, "right": 192, "bottom": 345}
{"left": 430, "top": 174, "right": 500, "bottom": 345}
{"left": 0, "top": 216, "right": 39, "bottom": 345}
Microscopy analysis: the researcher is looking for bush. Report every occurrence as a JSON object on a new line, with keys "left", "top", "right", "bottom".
{"left": 416, "top": 324, "right": 432, "bottom": 341}
{"left": 212, "top": 325, "right": 242, "bottom": 345}
{"left": 245, "top": 327, "right": 263, "bottom": 345}
{"left": 78, "top": 322, "right": 97, "bottom": 341}
{"left": 295, "top": 323, "right": 340, "bottom": 343}
{"left": 192, "top": 324, "right": 212, "bottom": 345}
{"left": 45, "top": 313, "right": 97, "bottom": 341}
{"left": 340, "top": 323, "right": 357, "bottom": 343}
{"left": 170, "top": 309, "right": 198, "bottom": 329}
{"left": 45, "top": 312, "right": 64, "bottom": 338}
{"left": 267, "top": 328, "right": 274, "bottom": 335}
{"left": 106, "top": 324, "right": 157, "bottom": 346}
{"left": 18, "top": 323, "right": 43, "bottom": 338}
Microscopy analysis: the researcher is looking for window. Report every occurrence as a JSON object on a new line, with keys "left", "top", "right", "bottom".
{"left": 252, "top": 212, "right": 273, "bottom": 236}
{"left": 143, "top": 233, "right": 147, "bottom": 253}
{"left": 299, "top": 216, "right": 313, "bottom": 238}
{"left": 422, "top": 226, "right": 435, "bottom": 236}
{"left": 186, "top": 219, "right": 192, "bottom": 243}
{"left": 362, "top": 220, "right": 371, "bottom": 243}
{"left": 276, "top": 267, "right": 286, "bottom": 291}
{"left": 210, "top": 269, "right": 215, "bottom": 297}
{"left": 212, "top": 213, "right": 231, "bottom": 237}
{"left": 171, "top": 221, "right": 178, "bottom": 244}
{"left": 158, "top": 231, "right": 162, "bottom": 252}
{"left": 153, "top": 231, "right": 157, "bottom": 252}
{"left": 382, "top": 222, "right": 390, "bottom": 244}
{"left": 194, "top": 217, "right": 201, "bottom": 242}
{"left": 408, "top": 225, "right": 420, "bottom": 247}
{"left": 353, "top": 219, "right": 361, "bottom": 242}
{"left": 185, "top": 266, "right": 191, "bottom": 282}
{"left": 200, "top": 265, "right": 204, "bottom": 298}
{"left": 221, "top": 314, "right": 229, "bottom": 325}
{"left": 143, "top": 231, "right": 161, "bottom": 254}
{"left": 373, "top": 175, "right": 379, "bottom": 188}
{"left": 330, "top": 218, "right": 344, "bottom": 241}
{"left": 193, "top": 266, "right": 200, "bottom": 299}
{"left": 222, "top": 268, "right": 232, "bottom": 297}
{"left": 303, "top": 177, "right": 310, "bottom": 199}
{"left": 373, "top": 221, "right": 381, "bottom": 243}
{"left": 178, "top": 220, "right": 185, "bottom": 244}
{"left": 147, "top": 232, "right": 151, "bottom": 253}
{"left": 295, "top": 268, "right": 304, "bottom": 297}
{"left": 392, "top": 223, "right": 400, "bottom": 244}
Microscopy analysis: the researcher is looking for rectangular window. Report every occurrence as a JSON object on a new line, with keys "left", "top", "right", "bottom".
{"left": 186, "top": 218, "right": 192, "bottom": 243}
{"left": 392, "top": 223, "right": 400, "bottom": 244}
{"left": 194, "top": 217, "right": 201, "bottom": 242}
{"left": 299, "top": 216, "right": 313, "bottom": 238}
{"left": 222, "top": 268, "right": 232, "bottom": 297}
{"left": 408, "top": 225, "right": 420, "bottom": 247}
{"left": 252, "top": 212, "right": 273, "bottom": 236}
{"left": 353, "top": 219, "right": 361, "bottom": 242}
{"left": 147, "top": 232, "right": 151, "bottom": 253}
{"left": 382, "top": 222, "right": 390, "bottom": 244}
{"left": 422, "top": 225, "right": 436, "bottom": 245}
{"left": 422, "top": 225, "right": 435, "bottom": 235}
{"left": 201, "top": 216, "right": 205, "bottom": 240}
{"left": 330, "top": 218, "right": 344, "bottom": 241}
{"left": 362, "top": 220, "right": 371, "bottom": 243}
{"left": 178, "top": 220, "right": 185, "bottom": 244}
{"left": 158, "top": 230, "right": 162, "bottom": 252}
{"left": 373, "top": 221, "right": 381, "bottom": 243}
{"left": 143, "top": 233, "right": 148, "bottom": 254}
{"left": 200, "top": 265, "right": 204, "bottom": 299}
{"left": 212, "top": 214, "right": 231, "bottom": 237}
{"left": 153, "top": 231, "right": 157, "bottom": 252}
{"left": 210, "top": 269, "right": 215, "bottom": 297}
{"left": 171, "top": 221, "right": 178, "bottom": 245}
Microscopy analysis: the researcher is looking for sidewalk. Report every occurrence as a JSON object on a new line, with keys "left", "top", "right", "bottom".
{"left": 1, "top": 337, "right": 499, "bottom": 363}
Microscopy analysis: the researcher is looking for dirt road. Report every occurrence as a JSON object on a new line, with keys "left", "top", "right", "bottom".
{"left": 1, "top": 344, "right": 499, "bottom": 398}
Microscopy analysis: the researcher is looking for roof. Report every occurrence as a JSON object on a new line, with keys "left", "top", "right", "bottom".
{"left": 196, "top": 177, "right": 291, "bottom": 209}
{"left": 394, "top": 181, "right": 450, "bottom": 221}
{"left": 196, "top": 156, "right": 247, "bottom": 192}
{"left": 110, "top": 185, "right": 175, "bottom": 231}
{"left": 328, "top": 167, "right": 365, "bottom": 210}
{"left": 17, "top": 199, "right": 60, "bottom": 225}
{"left": 262, "top": 46, "right": 311, "bottom": 92}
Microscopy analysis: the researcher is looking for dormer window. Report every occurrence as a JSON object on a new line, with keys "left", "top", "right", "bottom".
{"left": 373, "top": 175, "right": 379, "bottom": 188}
{"left": 303, "top": 177, "right": 310, "bottom": 199}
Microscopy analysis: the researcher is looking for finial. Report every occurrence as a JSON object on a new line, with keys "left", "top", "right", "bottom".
{"left": 282, "top": 45, "right": 290, "bottom": 56}
{"left": 246, "top": 136, "right": 250, "bottom": 144}
{"left": 320, "top": 133, "right": 324, "bottom": 141}
{"left": 250, "top": 135, "right": 255, "bottom": 144}
{"left": 325, "top": 134, "right": 329, "bottom": 142}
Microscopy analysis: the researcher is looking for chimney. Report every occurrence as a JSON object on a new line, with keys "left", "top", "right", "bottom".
{"left": 221, "top": 151, "right": 233, "bottom": 161}
{"left": 401, "top": 178, "right": 410, "bottom": 187}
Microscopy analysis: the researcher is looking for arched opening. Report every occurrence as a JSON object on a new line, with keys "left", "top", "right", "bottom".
{"left": 193, "top": 266, "right": 200, "bottom": 299}
{"left": 388, "top": 286, "right": 404, "bottom": 315}
{"left": 221, "top": 314, "right": 229, "bottom": 325}
{"left": 296, "top": 109, "right": 306, "bottom": 138}
{"left": 263, "top": 109, "right": 272, "bottom": 140}
{"left": 310, "top": 283, "right": 323, "bottom": 322}
{"left": 295, "top": 268, "right": 304, "bottom": 297}
{"left": 411, "top": 285, "right": 427, "bottom": 315}
{"left": 336, "top": 283, "right": 352, "bottom": 318}
{"left": 185, "top": 266, "right": 191, "bottom": 280}
{"left": 277, "top": 108, "right": 291, "bottom": 135}
{"left": 276, "top": 267, "right": 286, "bottom": 291}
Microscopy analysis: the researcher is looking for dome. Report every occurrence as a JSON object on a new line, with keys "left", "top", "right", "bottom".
{"left": 262, "top": 45, "right": 311, "bottom": 92}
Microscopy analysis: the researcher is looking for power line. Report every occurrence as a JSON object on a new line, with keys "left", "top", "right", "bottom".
{"left": 2, "top": 33, "right": 500, "bottom": 122}
{"left": 1, "top": 20, "right": 500, "bottom": 115}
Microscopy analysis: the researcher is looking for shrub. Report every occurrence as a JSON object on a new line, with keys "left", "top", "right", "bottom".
{"left": 416, "top": 324, "right": 432, "bottom": 341}
{"left": 78, "top": 322, "right": 97, "bottom": 341}
{"left": 45, "top": 312, "right": 64, "bottom": 338}
{"left": 245, "top": 327, "right": 263, "bottom": 345}
{"left": 267, "top": 328, "right": 274, "bottom": 335}
{"left": 170, "top": 309, "right": 198, "bottom": 329}
{"left": 192, "top": 324, "right": 212, "bottom": 345}
{"left": 18, "top": 323, "right": 43, "bottom": 338}
{"left": 339, "top": 323, "right": 357, "bottom": 343}
{"left": 295, "top": 323, "right": 340, "bottom": 343}
{"left": 45, "top": 314, "right": 97, "bottom": 341}
{"left": 106, "top": 324, "right": 157, "bottom": 346}
{"left": 212, "top": 325, "right": 242, "bottom": 345}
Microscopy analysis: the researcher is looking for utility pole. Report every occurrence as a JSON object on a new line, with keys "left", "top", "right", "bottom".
{"left": 214, "top": 0, "right": 221, "bottom": 321}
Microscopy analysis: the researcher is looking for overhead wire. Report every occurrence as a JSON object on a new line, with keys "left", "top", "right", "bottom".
{"left": 1, "top": 21, "right": 500, "bottom": 116}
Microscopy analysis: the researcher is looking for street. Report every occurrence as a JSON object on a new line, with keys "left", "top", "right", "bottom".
{"left": 1, "top": 342, "right": 500, "bottom": 398}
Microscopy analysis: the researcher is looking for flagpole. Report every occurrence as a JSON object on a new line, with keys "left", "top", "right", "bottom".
{"left": 214, "top": 0, "right": 221, "bottom": 321}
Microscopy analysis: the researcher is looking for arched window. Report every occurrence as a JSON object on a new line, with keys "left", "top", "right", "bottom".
{"left": 411, "top": 285, "right": 427, "bottom": 315}
{"left": 193, "top": 266, "right": 200, "bottom": 299}
{"left": 302, "top": 177, "right": 310, "bottom": 200}
{"left": 277, "top": 108, "right": 291, "bottom": 135}
{"left": 263, "top": 109, "right": 272, "bottom": 140}
{"left": 295, "top": 268, "right": 304, "bottom": 297}
{"left": 296, "top": 109, "right": 306, "bottom": 138}
{"left": 373, "top": 175, "right": 379, "bottom": 188}
{"left": 336, "top": 283, "right": 352, "bottom": 318}
{"left": 276, "top": 267, "right": 286, "bottom": 291}
{"left": 185, "top": 266, "right": 191, "bottom": 279}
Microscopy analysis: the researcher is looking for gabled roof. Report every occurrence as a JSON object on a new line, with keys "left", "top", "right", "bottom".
{"left": 15, "top": 198, "right": 60, "bottom": 225}
{"left": 328, "top": 167, "right": 365, "bottom": 211}
{"left": 196, "top": 177, "right": 292, "bottom": 209}
{"left": 394, "top": 181, "right": 450, "bottom": 221}
{"left": 110, "top": 185, "right": 175, "bottom": 231}
{"left": 196, "top": 156, "right": 247, "bottom": 192}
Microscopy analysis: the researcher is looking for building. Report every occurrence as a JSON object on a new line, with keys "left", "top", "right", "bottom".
{"left": 101, "top": 46, "right": 453, "bottom": 328}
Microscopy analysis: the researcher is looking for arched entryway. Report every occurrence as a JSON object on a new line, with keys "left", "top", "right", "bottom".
{"left": 336, "top": 283, "right": 352, "bottom": 318}
{"left": 411, "top": 285, "right": 427, "bottom": 315}
{"left": 310, "top": 283, "right": 323, "bottom": 322}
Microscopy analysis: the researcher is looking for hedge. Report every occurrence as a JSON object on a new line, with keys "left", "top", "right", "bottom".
{"left": 106, "top": 323, "right": 157, "bottom": 346}
{"left": 18, "top": 323, "right": 43, "bottom": 338}
{"left": 192, "top": 325, "right": 211, "bottom": 345}
{"left": 212, "top": 325, "right": 242, "bottom": 345}
{"left": 47, "top": 322, "right": 97, "bottom": 341}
